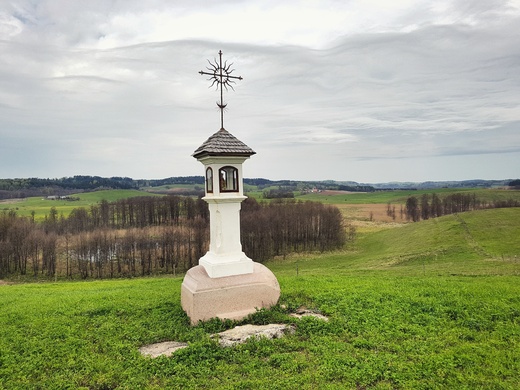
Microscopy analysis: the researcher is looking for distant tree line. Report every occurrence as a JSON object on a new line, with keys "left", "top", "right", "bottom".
{"left": 2, "top": 176, "right": 516, "bottom": 199}
{"left": 337, "top": 185, "right": 376, "bottom": 192}
{"left": 509, "top": 179, "right": 520, "bottom": 189}
{"left": 373, "top": 179, "right": 514, "bottom": 190}
{"left": 400, "top": 192, "right": 520, "bottom": 222}
{"left": 0, "top": 176, "right": 137, "bottom": 191}
{"left": 0, "top": 176, "right": 210, "bottom": 199}
{"left": 0, "top": 175, "right": 378, "bottom": 200}
{"left": 243, "top": 178, "right": 273, "bottom": 186}
{"left": 263, "top": 188, "right": 295, "bottom": 199}
{"left": 135, "top": 176, "right": 205, "bottom": 187}
{"left": 0, "top": 196, "right": 350, "bottom": 280}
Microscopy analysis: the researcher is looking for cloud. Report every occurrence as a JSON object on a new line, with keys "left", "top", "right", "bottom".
{"left": 0, "top": 1, "right": 519, "bottom": 181}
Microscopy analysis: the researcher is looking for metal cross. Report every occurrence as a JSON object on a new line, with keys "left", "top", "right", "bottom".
{"left": 199, "top": 50, "right": 243, "bottom": 129}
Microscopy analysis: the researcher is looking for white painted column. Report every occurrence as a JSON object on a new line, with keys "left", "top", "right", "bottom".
{"left": 199, "top": 196, "right": 253, "bottom": 278}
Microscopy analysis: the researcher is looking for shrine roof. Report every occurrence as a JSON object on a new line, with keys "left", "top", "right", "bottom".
{"left": 192, "top": 128, "right": 256, "bottom": 159}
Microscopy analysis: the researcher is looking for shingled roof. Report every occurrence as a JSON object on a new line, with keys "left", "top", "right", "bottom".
{"left": 192, "top": 128, "right": 256, "bottom": 159}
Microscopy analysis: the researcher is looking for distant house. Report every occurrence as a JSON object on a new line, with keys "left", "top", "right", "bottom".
{"left": 46, "top": 195, "right": 76, "bottom": 201}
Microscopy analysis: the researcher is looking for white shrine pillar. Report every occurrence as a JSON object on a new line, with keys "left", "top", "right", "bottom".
{"left": 181, "top": 128, "right": 280, "bottom": 324}
{"left": 196, "top": 154, "right": 253, "bottom": 278}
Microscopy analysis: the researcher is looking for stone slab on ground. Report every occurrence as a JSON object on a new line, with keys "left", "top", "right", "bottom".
{"left": 138, "top": 324, "right": 295, "bottom": 357}
{"left": 139, "top": 341, "right": 188, "bottom": 358}
{"left": 213, "top": 324, "right": 295, "bottom": 347}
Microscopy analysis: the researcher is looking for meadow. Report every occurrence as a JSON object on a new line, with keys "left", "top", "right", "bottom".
{"left": 295, "top": 187, "right": 520, "bottom": 205}
{"left": 3, "top": 186, "right": 519, "bottom": 222}
{"left": 0, "top": 190, "right": 160, "bottom": 221}
{"left": 1, "top": 205, "right": 519, "bottom": 389}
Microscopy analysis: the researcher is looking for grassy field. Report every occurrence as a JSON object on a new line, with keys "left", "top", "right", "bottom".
{"left": 2, "top": 187, "right": 518, "bottom": 220}
{"left": 270, "top": 208, "right": 520, "bottom": 277}
{"left": 0, "top": 190, "right": 160, "bottom": 221}
{"left": 1, "top": 208, "right": 519, "bottom": 389}
{"left": 294, "top": 187, "right": 520, "bottom": 205}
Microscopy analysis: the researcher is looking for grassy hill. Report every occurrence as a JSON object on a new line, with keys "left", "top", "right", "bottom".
{"left": 270, "top": 208, "right": 520, "bottom": 278}
{"left": 1, "top": 207, "right": 519, "bottom": 388}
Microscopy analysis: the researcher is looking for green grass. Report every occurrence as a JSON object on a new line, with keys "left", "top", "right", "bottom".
{"left": 1, "top": 208, "right": 519, "bottom": 388}
{"left": 460, "top": 208, "right": 520, "bottom": 256}
{"left": 271, "top": 208, "right": 520, "bottom": 277}
{"left": 1, "top": 276, "right": 518, "bottom": 388}
{"left": 1, "top": 190, "right": 160, "bottom": 221}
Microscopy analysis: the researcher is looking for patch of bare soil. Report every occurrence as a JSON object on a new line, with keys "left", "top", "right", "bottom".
{"left": 0, "top": 280, "right": 13, "bottom": 286}
{"left": 337, "top": 203, "right": 406, "bottom": 224}
{"left": 334, "top": 203, "right": 408, "bottom": 233}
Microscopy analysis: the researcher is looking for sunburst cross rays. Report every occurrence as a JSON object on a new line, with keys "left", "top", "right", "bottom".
{"left": 199, "top": 50, "right": 243, "bottom": 129}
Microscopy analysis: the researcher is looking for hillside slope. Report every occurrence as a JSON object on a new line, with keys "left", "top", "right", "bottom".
{"left": 270, "top": 208, "right": 520, "bottom": 277}
{"left": 1, "top": 209, "right": 519, "bottom": 388}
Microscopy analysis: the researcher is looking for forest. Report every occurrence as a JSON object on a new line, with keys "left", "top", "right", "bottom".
{"left": 0, "top": 196, "right": 348, "bottom": 280}
{"left": 0, "top": 176, "right": 205, "bottom": 199}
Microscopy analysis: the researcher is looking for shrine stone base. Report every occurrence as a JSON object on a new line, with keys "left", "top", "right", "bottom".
{"left": 181, "top": 262, "right": 280, "bottom": 325}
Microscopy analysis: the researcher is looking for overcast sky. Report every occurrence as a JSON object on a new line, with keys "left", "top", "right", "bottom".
{"left": 1, "top": 0, "right": 519, "bottom": 183}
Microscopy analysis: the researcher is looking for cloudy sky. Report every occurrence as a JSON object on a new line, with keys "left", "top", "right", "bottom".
{"left": 1, "top": 0, "right": 519, "bottom": 183}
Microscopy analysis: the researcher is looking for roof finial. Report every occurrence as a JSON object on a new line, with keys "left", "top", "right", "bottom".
{"left": 199, "top": 50, "right": 243, "bottom": 129}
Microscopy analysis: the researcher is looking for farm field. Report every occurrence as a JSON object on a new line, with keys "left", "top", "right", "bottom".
{"left": 295, "top": 187, "right": 520, "bottom": 205}
{"left": 0, "top": 189, "right": 160, "bottom": 221}
{"left": 1, "top": 207, "right": 519, "bottom": 388}
{"left": 3, "top": 186, "right": 518, "bottom": 224}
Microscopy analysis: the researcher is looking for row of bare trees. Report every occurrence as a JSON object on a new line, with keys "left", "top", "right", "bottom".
{"left": 402, "top": 193, "right": 520, "bottom": 222}
{"left": 0, "top": 196, "right": 350, "bottom": 279}
{"left": 44, "top": 196, "right": 208, "bottom": 234}
{"left": 242, "top": 198, "right": 350, "bottom": 261}
{"left": 69, "top": 222, "right": 206, "bottom": 279}
{"left": 0, "top": 212, "right": 58, "bottom": 277}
